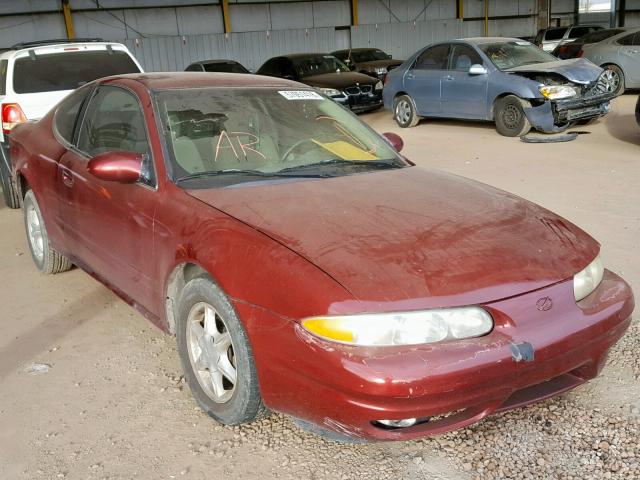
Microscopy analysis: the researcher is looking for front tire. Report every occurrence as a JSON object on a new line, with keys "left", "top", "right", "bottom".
{"left": 176, "top": 277, "right": 267, "bottom": 425}
{"left": 0, "top": 159, "right": 19, "bottom": 209}
{"left": 494, "top": 95, "right": 532, "bottom": 137}
{"left": 602, "top": 65, "right": 625, "bottom": 96}
{"left": 393, "top": 95, "right": 420, "bottom": 128}
{"left": 23, "top": 189, "right": 72, "bottom": 274}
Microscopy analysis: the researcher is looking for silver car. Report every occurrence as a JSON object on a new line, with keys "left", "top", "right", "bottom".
{"left": 580, "top": 27, "right": 640, "bottom": 95}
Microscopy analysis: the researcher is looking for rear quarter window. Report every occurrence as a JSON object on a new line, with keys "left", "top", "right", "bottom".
{"left": 13, "top": 49, "right": 140, "bottom": 94}
{"left": 54, "top": 85, "right": 93, "bottom": 144}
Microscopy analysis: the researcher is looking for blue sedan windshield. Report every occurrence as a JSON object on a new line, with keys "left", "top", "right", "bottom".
{"left": 480, "top": 42, "right": 558, "bottom": 70}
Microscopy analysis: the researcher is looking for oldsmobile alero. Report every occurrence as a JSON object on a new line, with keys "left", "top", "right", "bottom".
{"left": 9, "top": 72, "right": 634, "bottom": 441}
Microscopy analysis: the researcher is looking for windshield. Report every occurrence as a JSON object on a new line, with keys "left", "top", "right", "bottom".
{"left": 582, "top": 28, "right": 625, "bottom": 43}
{"left": 13, "top": 49, "right": 140, "bottom": 94}
{"left": 156, "top": 88, "right": 404, "bottom": 187}
{"left": 480, "top": 41, "right": 559, "bottom": 70}
{"left": 292, "top": 55, "right": 350, "bottom": 78}
{"left": 352, "top": 49, "right": 389, "bottom": 62}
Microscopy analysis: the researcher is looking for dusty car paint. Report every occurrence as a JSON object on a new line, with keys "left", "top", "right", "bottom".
{"left": 9, "top": 73, "right": 634, "bottom": 441}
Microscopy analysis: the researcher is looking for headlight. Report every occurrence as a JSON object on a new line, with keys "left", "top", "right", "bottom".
{"left": 573, "top": 254, "right": 604, "bottom": 301}
{"left": 375, "top": 67, "right": 387, "bottom": 75}
{"left": 318, "top": 87, "right": 342, "bottom": 97}
{"left": 374, "top": 81, "right": 384, "bottom": 90}
{"left": 539, "top": 85, "right": 577, "bottom": 100}
{"left": 301, "top": 307, "right": 493, "bottom": 346}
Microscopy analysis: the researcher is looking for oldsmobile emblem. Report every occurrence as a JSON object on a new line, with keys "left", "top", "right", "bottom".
{"left": 536, "top": 296, "right": 553, "bottom": 311}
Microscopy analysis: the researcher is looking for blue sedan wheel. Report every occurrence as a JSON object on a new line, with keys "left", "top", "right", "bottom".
{"left": 494, "top": 95, "right": 532, "bottom": 137}
{"left": 393, "top": 95, "right": 420, "bottom": 128}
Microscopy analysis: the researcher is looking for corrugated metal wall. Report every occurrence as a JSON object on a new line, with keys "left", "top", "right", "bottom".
{"left": 123, "top": 27, "right": 338, "bottom": 72}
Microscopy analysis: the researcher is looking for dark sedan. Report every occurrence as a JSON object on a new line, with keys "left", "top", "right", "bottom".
{"left": 331, "top": 48, "right": 403, "bottom": 79}
{"left": 256, "top": 53, "right": 383, "bottom": 113}
{"left": 185, "top": 59, "right": 250, "bottom": 74}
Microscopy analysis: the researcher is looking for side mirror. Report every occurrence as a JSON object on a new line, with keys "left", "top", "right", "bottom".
{"left": 469, "top": 64, "right": 488, "bottom": 75}
{"left": 382, "top": 132, "right": 404, "bottom": 153}
{"left": 87, "top": 151, "right": 143, "bottom": 183}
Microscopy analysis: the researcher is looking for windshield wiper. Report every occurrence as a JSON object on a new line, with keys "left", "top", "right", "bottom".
{"left": 175, "top": 169, "right": 331, "bottom": 184}
{"left": 277, "top": 158, "right": 401, "bottom": 173}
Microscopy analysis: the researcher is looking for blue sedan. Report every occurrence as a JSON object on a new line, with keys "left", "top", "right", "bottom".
{"left": 383, "top": 38, "right": 616, "bottom": 137}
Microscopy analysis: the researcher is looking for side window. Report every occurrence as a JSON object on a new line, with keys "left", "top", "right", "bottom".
{"left": 185, "top": 64, "right": 203, "bottom": 72}
{"left": 0, "top": 60, "right": 7, "bottom": 96}
{"left": 414, "top": 44, "right": 450, "bottom": 70}
{"left": 54, "top": 85, "right": 92, "bottom": 145}
{"left": 77, "top": 86, "right": 155, "bottom": 186}
{"left": 618, "top": 33, "right": 636, "bottom": 45}
{"left": 259, "top": 58, "right": 279, "bottom": 76}
{"left": 568, "top": 26, "right": 590, "bottom": 39}
{"left": 545, "top": 28, "right": 567, "bottom": 41}
{"left": 450, "top": 45, "right": 483, "bottom": 71}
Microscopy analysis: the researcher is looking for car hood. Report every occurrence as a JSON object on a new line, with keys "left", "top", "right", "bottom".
{"left": 505, "top": 58, "right": 603, "bottom": 84}
{"left": 187, "top": 167, "right": 599, "bottom": 310}
{"left": 355, "top": 60, "right": 404, "bottom": 70}
{"left": 301, "top": 72, "right": 379, "bottom": 89}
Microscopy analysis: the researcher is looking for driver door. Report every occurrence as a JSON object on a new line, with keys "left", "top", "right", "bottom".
{"left": 58, "top": 85, "right": 158, "bottom": 312}
{"left": 440, "top": 44, "right": 489, "bottom": 119}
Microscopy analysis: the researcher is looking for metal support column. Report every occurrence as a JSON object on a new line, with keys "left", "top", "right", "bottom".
{"left": 62, "top": 0, "right": 74, "bottom": 40}
{"left": 351, "top": 0, "right": 358, "bottom": 26}
{"left": 221, "top": 0, "right": 231, "bottom": 34}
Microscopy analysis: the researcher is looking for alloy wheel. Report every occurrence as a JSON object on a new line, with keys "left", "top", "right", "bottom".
{"left": 186, "top": 302, "right": 237, "bottom": 403}
{"left": 26, "top": 203, "right": 44, "bottom": 262}
{"left": 602, "top": 69, "right": 620, "bottom": 94}
{"left": 396, "top": 100, "right": 411, "bottom": 124}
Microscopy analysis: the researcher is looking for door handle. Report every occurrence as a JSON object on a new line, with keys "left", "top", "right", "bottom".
{"left": 61, "top": 168, "right": 74, "bottom": 188}
{"left": 444, "top": 75, "right": 454, "bottom": 81}
{"left": 405, "top": 73, "right": 415, "bottom": 80}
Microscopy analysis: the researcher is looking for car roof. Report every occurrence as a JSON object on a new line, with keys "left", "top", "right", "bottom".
{"left": 192, "top": 59, "right": 242, "bottom": 65}
{"left": 457, "top": 37, "right": 528, "bottom": 45}
{"left": 0, "top": 40, "right": 131, "bottom": 59}
{"left": 332, "top": 48, "right": 380, "bottom": 53}
{"left": 103, "top": 72, "right": 301, "bottom": 90}
{"left": 277, "top": 53, "right": 335, "bottom": 59}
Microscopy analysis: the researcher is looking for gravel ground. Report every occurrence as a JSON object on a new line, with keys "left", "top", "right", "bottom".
{"left": 0, "top": 95, "right": 638, "bottom": 480}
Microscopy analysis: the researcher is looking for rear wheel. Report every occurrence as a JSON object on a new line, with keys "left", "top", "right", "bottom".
{"left": 494, "top": 95, "right": 532, "bottom": 137}
{"left": 602, "top": 65, "right": 625, "bottom": 96}
{"left": 0, "top": 159, "right": 19, "bottom": 209}
{"left": 393, "top": 95, "right": 420, "bottom": 128}
{"left": 23, "top": 190, "right": 72, "bottom": 274}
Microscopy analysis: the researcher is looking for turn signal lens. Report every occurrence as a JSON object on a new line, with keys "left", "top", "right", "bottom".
{"left": 2, "top": 103, "right": 27, "bottom": 134}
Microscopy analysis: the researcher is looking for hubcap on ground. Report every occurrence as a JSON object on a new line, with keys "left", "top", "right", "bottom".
{"left": 186, "top": 302, "right": 237, "bottom": 403}
{"left": 26, "top": 204, "right": 44, "bottom": 262}
{"left": 502, "top": 104, "right": 521, "bottom": 130}
{"left": 396, "top": 100, "right": 411, "bottom": 124}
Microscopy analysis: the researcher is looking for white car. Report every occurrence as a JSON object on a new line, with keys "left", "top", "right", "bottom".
{"left": 535, "top": 25, "right": 603, "bottom": 52}
{"left": 0, "top": 39, "right": 143, "bottom": 208}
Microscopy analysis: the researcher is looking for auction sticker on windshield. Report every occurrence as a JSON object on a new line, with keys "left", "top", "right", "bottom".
{"left": 279, "top": 90, "right": 323, "bottom": 100}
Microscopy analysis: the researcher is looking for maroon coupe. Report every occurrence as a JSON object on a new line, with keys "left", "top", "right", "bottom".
{"left": 8, "top": 73, "right": 634, "bottom": 441}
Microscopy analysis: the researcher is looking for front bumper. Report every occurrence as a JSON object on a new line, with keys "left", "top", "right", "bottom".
{"left": 524, "top": 94, "right": 614, "bottom": 133}
{"left": 239, "top": 270, "right": 634, "bottom": 441}
{"left": 331, "top": 90, "right": 383, "bottom": 113}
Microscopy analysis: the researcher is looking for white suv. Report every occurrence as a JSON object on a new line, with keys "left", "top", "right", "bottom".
{"left": 0, "top": 39, "right": 143, "bottom": 208}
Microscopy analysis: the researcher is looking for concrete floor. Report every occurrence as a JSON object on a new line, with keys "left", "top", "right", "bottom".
{"left": 0, "top": 95, "right": 638, "bottom": 480}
